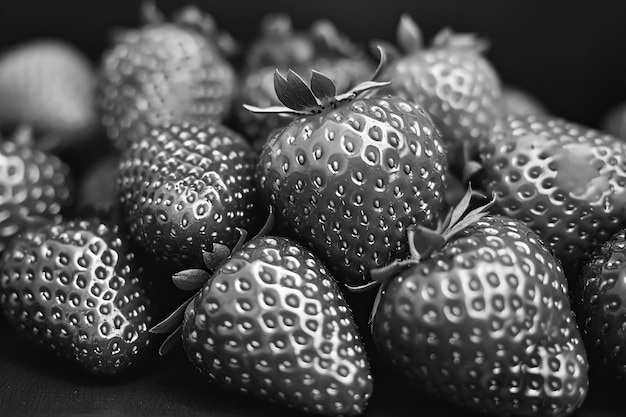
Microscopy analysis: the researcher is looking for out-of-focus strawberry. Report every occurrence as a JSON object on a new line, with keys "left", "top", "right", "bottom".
{"left": 96, "top": 2, "right": 237, "bottom": 151}
{"left": 601, "top": 102, "right": 626, "bottom": 140}
{"left": 501, "top": 85, "right": 548, "bottom": 117}
{"left": 0, "top": 40, "right": 99, "bottom": 152}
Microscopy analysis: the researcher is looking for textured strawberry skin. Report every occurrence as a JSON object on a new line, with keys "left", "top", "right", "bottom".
{"left": 183, "top": 236, "right": 373, "bottom": 416}
{"left": 577, "top": 228, "right": 626, "bottom": 378}
{"left": 372, "top": 215, "right": 588, "bottom": 417}
{"left": 118, "top": 121, "right": 259, "bottom": 271}
{"left": 377, "top": 47, "right": 501, "bottom": 175}
{"left": 257, "top": 96, "right": 447, "bottom": 287}
{"left": 0, "top": 219, "right": 153, "bottom": 375}
{"left": 97, "top": 24, "right": 237, "bottom": 150}
{"left": 478, "top": 114, "right": 626, "bottom": 281}
{"left": 0, "top": 140, "right": 73, "bottom": 253}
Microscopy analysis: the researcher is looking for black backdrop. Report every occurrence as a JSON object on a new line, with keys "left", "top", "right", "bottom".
{"left": 1, "top": 0, "right": 626, "bottom": 129}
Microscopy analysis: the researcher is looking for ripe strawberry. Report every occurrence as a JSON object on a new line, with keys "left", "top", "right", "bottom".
{"left": 576, "top": 227, "right": 626, "bottom": 379}
{"left": 476, "top": 114, "right": 626, "bottom": 282}
{"left": 375, "top": 15, "right": 502, "bottom": 177}
{"left": 234, "top": 17, "right": 373, "bottom": 149}
{"left": 0, "top": 127, "right": 73, "bottom": 254}
{"left": 370, "top": 191, "right": 588, "bottom": 417}
{"left": 153, "top": 235, "right": 373, "bottom": 416}
{"left": 0, "top": 218, "right": 154, "bottom": 375}
{"left": 246, "top": 63, "right": 447, "bottom": 287}
{"left": 0, "top": 40, "right": 99, "bottom": 152}
{"left": 96, "top": 2, "right": 237, "bottom": 150}
{"left": 117, "top": 120, "right": 259, "bottom": 272}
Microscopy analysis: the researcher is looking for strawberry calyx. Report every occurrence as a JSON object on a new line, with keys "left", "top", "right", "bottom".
{"left": 347, "top": 185, "right": 495, "bottom": 293}
{"left": 151, "top": 207, "right": 276, "bottom": 355}
{"left": 243, "top": 47, "right": 391, "bottom": 116}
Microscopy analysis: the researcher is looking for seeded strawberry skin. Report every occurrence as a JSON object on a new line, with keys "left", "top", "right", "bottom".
{"left": 0, "top": 219, "right": 153, "bottom": 375}
{"left": 577, "top": 228, "right": 626, "bottom": 378}
{"left": 0, "top": 140, "right": 73, "bottom": 253}
{"left": 97, "top": 24, "right": 237, "bottom": 150}
{"left": 372, "top": 215, "right": 588, "bottom": 417}
{"left": 257, "top": 96, "right": 447, "bottom": 287}
{"left": 478, "top": 114, "right": 626, "bottom": 280}
{"left": 183, "top": 236, "right": 373, "bottom": 416}
{"left": 118, "top": 121, "right": 259, "bottom": 271}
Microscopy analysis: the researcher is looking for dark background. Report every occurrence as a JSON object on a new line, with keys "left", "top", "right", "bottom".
{"left": 1, "top": 1, "right": 626, "bottom": 416}
{"left": 1, "top": 0, "right": 626, "bottom": 129}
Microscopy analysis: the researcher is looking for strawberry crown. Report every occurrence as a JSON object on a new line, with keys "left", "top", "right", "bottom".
{"left": 389, "top": 14, "right": 489, "bottom": 57}
{"left": 347, "top": 185, "right": 496, "bottom": 293}
{"left": 243, "top": 47, "right": 391, "bottom": 116}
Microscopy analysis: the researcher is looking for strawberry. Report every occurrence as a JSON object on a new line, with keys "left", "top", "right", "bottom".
{"left": 152, "top": 234, "right": 373, "bottom": 416}
{"left": 576, "top": 227, "right": 626, "bottom": 379}
{"left": 476, "top": 113, "right": 626, "bottom": 282}
{"left": 234, "top": 17, "right": 374, "bottom": 150}
{"left": 0, "top": 218, "right": 154, "bottom": 375}
{"left": 375, "top": 15, "right": 502, "bottom": 178}
{"left": 0, "top": 127, "right": 73, "bottom": 254}
{"left": 0, "top": 40, "right": 99, "bottom": 152}
{"left": 369, "top": 190, "right": 588, "bottom": 417}
{"left": 96, "top": 2, "right": 237, "bottom": 151}
{"left": 117, "top": 120, "right": 259, "bottom": 272}
{"left": 245, "top": 60, "right": 447, "bottom": 287}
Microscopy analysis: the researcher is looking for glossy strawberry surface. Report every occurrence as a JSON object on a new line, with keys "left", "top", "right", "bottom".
{"left": 577, "top": 228, "right": 626, "bottom": 378}
{"left": 478, "top": 114, "right": 626, "bottom": 281}
{"left": 97, "top": 23, "right": 236, "bottom": 150}
{"left": 257, "top": 96, "right": 447, "bottom": 287}
{"left": 118, "top": 121, "right": 259, "bottom": 271}
{"left": 0, "top": 219, "right": 153, "bottom": 375}
{"left": 182, "top": 235, "right": 373, "bottom": 416}
{"left": 0, "top": 138, "right": 73, "bottom": 253}
{"left": 372, "top": 215, "right": 588, "bottom": 417}
{"left": 376, "top": 19, "right": 502, "bottom": 176}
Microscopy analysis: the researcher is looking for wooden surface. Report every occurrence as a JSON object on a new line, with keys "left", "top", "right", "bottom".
{"left": 1, "top": 317, "right": 625, "bottom": 417}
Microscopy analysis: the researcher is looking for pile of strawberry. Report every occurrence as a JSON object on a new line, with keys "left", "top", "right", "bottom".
{"left": 2, "top": 3, "right": 626, "bottom": 417}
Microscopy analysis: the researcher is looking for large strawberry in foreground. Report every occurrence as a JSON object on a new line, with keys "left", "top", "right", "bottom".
{"left": 370, "top": 191, "right": 588, "bottom": 417}
{"left": 0, "top": 218, "right": 153, "bottom": 375}
{"left": 477, "top": 114, "right": 626, "bottom": 282}
{"left": 97, "top": 2, "right": 237, "bottom": 150}
{"left": 153, "top": 235, "right": 373, "bottom": 416}
{"left": 375, "top": 15, "right": 502, "bottom": 178}
{"left": 246, "top": 60, "right": 447, "bottom": 287}
{"left": 118, "top": 120, "right": 259, "bottom": 272}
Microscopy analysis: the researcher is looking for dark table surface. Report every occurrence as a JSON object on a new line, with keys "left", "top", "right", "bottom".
{"left": 1, "top": 316, "right": 625, "bottom": 417}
